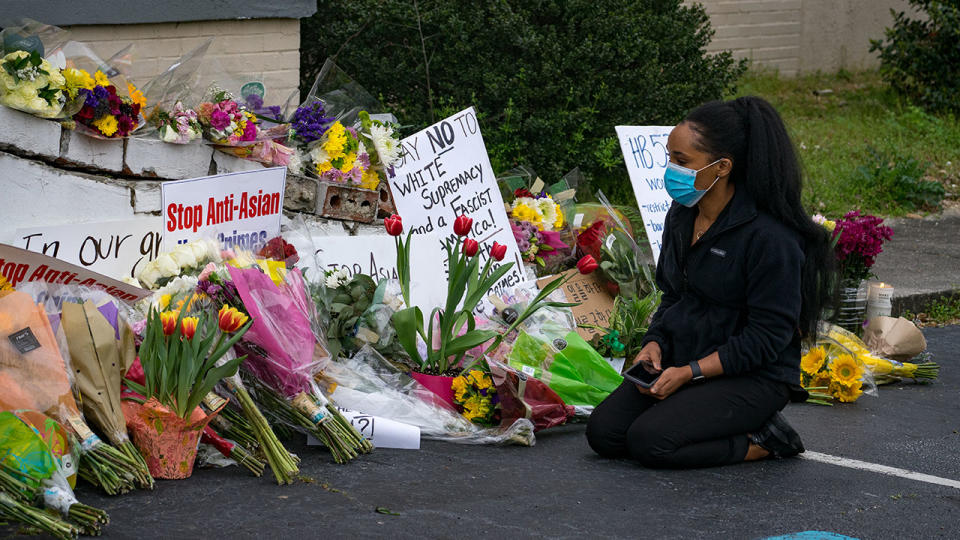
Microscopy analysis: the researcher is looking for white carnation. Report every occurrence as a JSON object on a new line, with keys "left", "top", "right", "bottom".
{"left": 369, "top": 124, "right": 401, "bottom": 167}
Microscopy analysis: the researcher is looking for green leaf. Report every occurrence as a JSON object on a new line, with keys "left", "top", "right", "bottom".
{"left": 445, "top": 330, "right": 498, "bottom": 357}
{"left": 392, "top": 306, "right": 425, "bottom": 366}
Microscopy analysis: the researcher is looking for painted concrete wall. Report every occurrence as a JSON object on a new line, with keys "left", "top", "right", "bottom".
{"left": 694, "top": 0, "right": 912, "bottom": 75}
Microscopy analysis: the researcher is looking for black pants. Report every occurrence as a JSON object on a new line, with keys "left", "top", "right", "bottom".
{"left": 586, "top": 374, "right": 790, "bottom": 468}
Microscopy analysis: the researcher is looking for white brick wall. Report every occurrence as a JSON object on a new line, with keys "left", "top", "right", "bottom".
{"left": 693, "top": 0, "right": 912, "bottom": 75}
{"left": 62, "top": 19, "right": 301, "bottom": 107}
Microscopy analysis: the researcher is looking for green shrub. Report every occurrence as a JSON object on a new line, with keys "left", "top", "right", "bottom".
{"left": 870, "top": 1, "right": 960, "bottom": 113}
{"left": 854, "top": 147, "right": 944, "bottom": 212}
{"left": 300, "top": 0, "right": 746, "bottom": 205}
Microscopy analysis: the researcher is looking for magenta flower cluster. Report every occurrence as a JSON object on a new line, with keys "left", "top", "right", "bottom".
{"left": 832, "top": 210, "right": 894, "bottom": 282}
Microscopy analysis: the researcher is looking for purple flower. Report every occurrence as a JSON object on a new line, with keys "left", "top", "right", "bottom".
{"left": 291, "top": 100, "right": 333, "bottom": 144}
{"left": 245, "top": 94, "right": 264, "bottom": 110}
{"left": 80, "top": 88, "right": 97, "bottom": 107}
{"left": 93, "top": 85, "right": 109, "bottom": 101}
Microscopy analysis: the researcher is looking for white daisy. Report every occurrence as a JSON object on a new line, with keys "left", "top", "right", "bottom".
{"left": 369, "top": 124, "right": 401, "bottom": 167}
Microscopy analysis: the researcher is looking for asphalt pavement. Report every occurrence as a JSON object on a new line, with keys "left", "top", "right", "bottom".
{"left": 4, "top": 327, "right": 956, "bottom": 540}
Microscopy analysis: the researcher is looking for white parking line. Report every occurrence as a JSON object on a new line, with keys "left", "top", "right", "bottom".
{"left": 801, "top": 451, "right": 960, "bottom": 490}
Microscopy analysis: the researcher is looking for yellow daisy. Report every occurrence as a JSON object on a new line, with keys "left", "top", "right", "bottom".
{"left": 93, "top": 114, "right": 119, "bottom": 136}
{"left": 0, "top": 274, "right": 11, "bottom": 292}
{"left": 359, "top": 168, "right": 381, "bottom": 190}
{"left": 828, "top": 353, "right": 863, "bottom": 386}
{"left": 800, "top": 347, "right": 827, "bottom": 376}
{"left": 94, "top": 70, "right": 111, "bottom": 87}
{"left": 451, "top": 376, "right": 468, "bottom": 402}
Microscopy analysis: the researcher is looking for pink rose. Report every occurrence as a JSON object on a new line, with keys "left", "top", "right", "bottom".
{"left": 198, "top": 262, "right": 217, "bottom": 281}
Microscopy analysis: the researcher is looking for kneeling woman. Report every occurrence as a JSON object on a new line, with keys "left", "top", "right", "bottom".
{"left": 586, "top": 96, "right": 833, "bottom": 468}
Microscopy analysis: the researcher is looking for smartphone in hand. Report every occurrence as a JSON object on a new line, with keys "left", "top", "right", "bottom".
{"left": 623, "top": 361, "right": 661, "bottom": 389}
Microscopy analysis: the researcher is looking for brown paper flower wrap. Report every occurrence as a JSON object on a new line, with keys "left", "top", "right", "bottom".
{"left": 122, "top": 398, "right": 225, "bottom": 479}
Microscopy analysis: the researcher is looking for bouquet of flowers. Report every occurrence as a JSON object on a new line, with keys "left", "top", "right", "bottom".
{"left": 155, "top": 100, "right": 202, "bottom": 144}
{"left": 306, "top": 119, "right": 380, "bottom": 190}
{"left": 197, "top": 89, "right": 259, "bottom": 145}
{"left": 511, "top": 219, "right": 571, "bottom": 273}
{"left": 509, "top": 189, "right": 565, "bottom": 231}
{"left": 827, "top": 210, "right": 894, "bottom": 285}
{"left": 66, "top": 67, "right": 144, "bottom": 138}
{"left": 0, "top": 49, "right": 68, "bottom": 118}
{"left": 824, "top": 324, "right": 939, "bottom": 384}
{"left": 134, "top": 238, "right": 223, "bottom": 290}
{"left": 800, "top": 324, "right": 879, "bottom": 405}
{"left": 451, "top": 370, "right": 499, "bottom": 426}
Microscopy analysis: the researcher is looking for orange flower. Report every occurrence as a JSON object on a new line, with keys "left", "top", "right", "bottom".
{"left": 160, "top": 311, "right": 178, "bottom": 336}
{"left": 180, "top": 317, "right": 199, "bottom": 340}
{"left": 218, "top": 305, "right": 249, "bottom": 333}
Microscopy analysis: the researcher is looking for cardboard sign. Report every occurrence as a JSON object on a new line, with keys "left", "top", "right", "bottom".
{"left": 615, "top": 125, "right": 674, "bottom": 264}
{"left": 292, "top": 234, "right": 448, "bottom": 312}
{"left": 388, "top": 107, "right": 525, "bottom": 297}
{"left": 0, "top": 243, "right": 150, "bottom": 302}
{"left": 160, "top": 167, "right": 286, "bottom": 252}
{"left": 537, "top": 269, "right": 614, "bottom": 341}
{"left": 15, "top": 218, "right": 162, "bottom": 280}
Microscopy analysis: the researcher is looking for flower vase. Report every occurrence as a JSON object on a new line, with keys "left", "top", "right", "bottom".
{"left": 409, "top": 371, "right": 457, "bottom": 409}
{"left": 833, "top": 279, "right": 868, "bottom": 335}
{"left": 122, "top": 398, "right": 224, "bottom": 479}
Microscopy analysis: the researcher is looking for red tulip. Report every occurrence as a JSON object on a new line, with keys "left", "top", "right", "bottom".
{"left": 218, "top": 305, "right": 249, "bottom": 333}
{"left": 159, "top": 311, "right": 178, "bottom": 336}
{"left": 181, "top": 317, "right": 199, "bottom": 340}
{"left": 576, "top": 255, "right": 599, "bottom": 275}
{"left": 490, "top": 241, "right": 507, "bottom": 262}
{"left": 384, "top": 214, "right": 403, "bottom": 236}
{"left": 462, "top": 238, "right": 479, "bottom": 257}
{"left": 453, "top": 215, "right": 473, "bottom": 237}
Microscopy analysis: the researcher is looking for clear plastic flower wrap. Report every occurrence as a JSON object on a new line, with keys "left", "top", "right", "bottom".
{"left": 0, "top": 19, "right": 75, "bottom": 119}
{"left": 135, "top": 39, "right": 212, "bottom": 143}
{"left": 800, "top": 322, "right": 881, "bottom": 405}
{"left": 316, "top": 346, "right": 535, "bottom": 446}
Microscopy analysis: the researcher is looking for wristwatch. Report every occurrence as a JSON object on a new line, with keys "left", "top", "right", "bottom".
{"left": 689, "top": 360, "right": 706, "bottom": 382}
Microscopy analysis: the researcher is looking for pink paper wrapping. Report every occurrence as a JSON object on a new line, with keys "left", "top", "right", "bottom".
{"left": 122, "top": 398, "right": 223, "bottom": 479}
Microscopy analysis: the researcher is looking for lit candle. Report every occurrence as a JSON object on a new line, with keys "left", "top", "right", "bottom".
{"left": 866, "top": 282, "right": 894, "bottom": 321}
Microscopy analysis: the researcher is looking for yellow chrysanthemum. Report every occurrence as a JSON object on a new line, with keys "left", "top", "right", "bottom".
{"left": 800, "top": 347, "right": 827, "bottom": 376}
{"left": 62, "top": 68, "right": 95, "bottom": 97}
{"left": 94, "top": 70, "right": 111, "bottom": 87}
{"left": 316, "top": 160, "right": 333, "bottom": 175}
{"left": 468, "top": 370, "right": 492, "bottom": 390}
{"left": 828, "top": 353, "right": 863, "bottom": 386}
{"left": 831, "top": 379, "right": 863, "bottom": 403}
{"left": 359, "top": 168, "right": 380, "bottom": 190}
{"left": 553, "top": 206, "right": 564, "bottom": 229}
{"left": 93, "top": 114, "right": 118, "bottom": 136}
{"left": 451, "top": 376, "right": 468, "bottom": 402}
{"left": 127, "top": 82, "right": 146, "bottom": 108}
{"left": 512, "top": 203, "right": 542, "bottom": 224}
{"left": 323, "top": 122, "right": 347, "bottom": 160}
{"left": 0, "top": 274, "right": 12, "bottom": 292}
{"left": 339, "top": 152, "right": 357, "bottom": 174}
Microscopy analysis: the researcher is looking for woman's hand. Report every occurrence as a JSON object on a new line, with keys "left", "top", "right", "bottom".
{"left": 649, "top": 366, "right": 693, "bottom": 400}
{"left": 632, "top": 341, "right": 662, "bottom": 372}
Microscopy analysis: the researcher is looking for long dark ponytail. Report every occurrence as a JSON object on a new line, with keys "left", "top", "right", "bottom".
{"left": 683, "top": 96, "right": 834, "bottom": 341}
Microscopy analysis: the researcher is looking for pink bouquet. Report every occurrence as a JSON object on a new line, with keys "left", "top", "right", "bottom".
{"left": 832, "top": 210, "right": 894, "bottom": 284}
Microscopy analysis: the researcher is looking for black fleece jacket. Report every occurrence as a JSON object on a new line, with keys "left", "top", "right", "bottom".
{"left": 641, "top": 187, "right": 804, "bottom": 386}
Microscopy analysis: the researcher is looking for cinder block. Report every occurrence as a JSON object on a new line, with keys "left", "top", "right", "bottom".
{"left": 0, "top": 105, "right": 61, "bottom": 160}
{"left": 59, "top": 129, "right": 125, "bottom": 173}
{"left": 285, "top": 174, "right": 319, "bottom": 213}
{"left": 212, "top": 150, "right": 264, "bottom": 174}
{"left": 125, "top": 137, "right": 214, "bottom": 179}
{"left": 316, "top": 181, "right": 379, "bottom": 223}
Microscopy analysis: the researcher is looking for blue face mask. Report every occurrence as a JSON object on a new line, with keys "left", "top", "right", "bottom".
{"left": 663, "top": 159, "right": 722, "bottom": 207}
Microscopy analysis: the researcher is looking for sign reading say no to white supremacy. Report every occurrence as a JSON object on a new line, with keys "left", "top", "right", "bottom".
{"left": 388, "top": 107, "right": 525, "bottom": 295}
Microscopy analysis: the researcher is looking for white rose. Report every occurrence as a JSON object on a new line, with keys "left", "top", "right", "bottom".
{"left": 188, "top": 241, "right": 209, "bottom": 264}
{"left": 154, "top": 253, "right": 181, "bottom": 278}
{"left": 201, "top": 238, "right": 223, "bottom": 263}
{"left": 169, "top": 244, "right": 198, "bottom": 270}
{"left": 136, "top": 260, "right": 162, "bottom": 289}
{"left": 120, "top": 275, "right": 142, "bottom": 288}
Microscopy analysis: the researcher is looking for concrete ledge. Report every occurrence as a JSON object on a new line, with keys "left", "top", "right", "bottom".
{"left": 125, "top": 137, "right": 214, "bottom": 179}
{"left": 893, "top": 289, "right": 959, "bottom": 318}
{"left": 212, "top": 150, "right": 265, "bottom": 175}
{"left": 0, "top": 106, "right": 61, "bottom": 160}
{"left": 59, "top": 130, "right": 125, "bottom": 172}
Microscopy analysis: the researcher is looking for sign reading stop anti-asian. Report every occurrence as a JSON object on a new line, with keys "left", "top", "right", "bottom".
{"left": 15, "top": 218, "right": 162, "bottom": 281}
{"left": 615, "top": 125, "right": 674, "bottom": 264}
{"left": 388, "top": 106, "right": 525, "bottom": 296}
{"left": 160, "top": 167, "right": 286, "bottom": 252}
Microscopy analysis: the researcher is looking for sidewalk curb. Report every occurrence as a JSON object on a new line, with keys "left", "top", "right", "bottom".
{"left": 893, "top": 289, "right": 959, "bottom": 317}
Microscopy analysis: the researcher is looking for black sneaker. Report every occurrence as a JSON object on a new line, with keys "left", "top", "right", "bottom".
{"left": 750, "top": 412, "right": 805, "bottom": 458}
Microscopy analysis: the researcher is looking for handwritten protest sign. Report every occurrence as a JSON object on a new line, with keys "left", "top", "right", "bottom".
{"left": 388, "top": 107, "right": 525, "bottom": 297}
{"left": 615, "top": 125, "right": 674, "bottom": 263}
{"left": 161, "top": 167, "right": 286, "bottom": 251}
{"left": 307, "top": 408, "right": 420, "bottom": 450}
{"left": 537, "top": 269, "right": 614, "bottom": 341}
{"left": 0, "top": 243, "right": 150, "bottom": 302}
{"left": 291, "top": 234, "right": 447, "bottom": 312}
{"left": 15, "top": 218, "right": 162, "bottom": 280}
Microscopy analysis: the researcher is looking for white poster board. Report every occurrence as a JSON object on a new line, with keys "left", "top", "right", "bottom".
{"left": 292, "top": 234, "right": 448, "bottom": 312}
{"left": 615, "top": 125, "right": 674, "bottom": 263}
{"left": 14, "top": 218, "right": 162, "bottom": 280}
{"left": 160, "top": 167, "right": 286, "bottom": 252}
{"left": 388, "top": 107, "right": 525, "bottom": 296}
